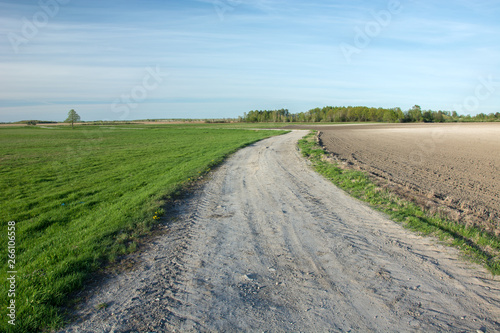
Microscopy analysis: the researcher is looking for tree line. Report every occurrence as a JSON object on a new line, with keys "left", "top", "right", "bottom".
{"left": 241, "top": 106, "right": 500, "bottom": 123}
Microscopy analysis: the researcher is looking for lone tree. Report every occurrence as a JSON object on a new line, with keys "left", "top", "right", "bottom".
{"left": 65, "top": 109, "right": 81, "bottom": 129}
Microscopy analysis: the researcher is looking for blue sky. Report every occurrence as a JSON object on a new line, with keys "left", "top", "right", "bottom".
{"left": 0, "top": 0, "right": 499, "bottom": 122}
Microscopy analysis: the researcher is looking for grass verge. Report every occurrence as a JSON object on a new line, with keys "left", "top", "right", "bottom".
{"left": 298, "top": 131, "right": 500, "bottom": 275}
{"left": 0, "top": 124, "right": 287, "bottom": 332}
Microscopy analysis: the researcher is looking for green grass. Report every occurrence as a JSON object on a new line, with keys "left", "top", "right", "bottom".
{"left": 0, "top": 124, "right": 286, "bottom": 332}
{"left": 298, "top": 131, "right": 500, "bottom": 275}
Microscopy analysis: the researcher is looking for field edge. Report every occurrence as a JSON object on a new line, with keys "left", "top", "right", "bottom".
{"left": 297, "top": 131, "right": 500, "bottom": 275}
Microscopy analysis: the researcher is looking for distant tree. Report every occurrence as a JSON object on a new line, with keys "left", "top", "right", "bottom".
{"left": 383, "top": 109, "right": 397, "bottom": 122}
{"left": 394, "top": 107, "right": 405, "bottom": 123}
{"left": 240, "top": 105, "right": 474, "bottom": 124}
{"left": 422, "top": 110, "right": 433, "bottom": 123}
{"left": 433, "top": 111, "right": 445, "bottom": 123}
{"left": 65, "top": 109, "right": 81, "bottom": 129}
{"left": 407, "top": 105, "right": 423, "bottom": 122}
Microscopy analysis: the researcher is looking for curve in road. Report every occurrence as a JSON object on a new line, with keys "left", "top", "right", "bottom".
{"left": 62, "top": 130, "right": 500, "bottom": 332}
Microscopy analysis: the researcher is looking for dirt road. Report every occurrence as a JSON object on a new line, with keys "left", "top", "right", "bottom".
{"left": 62, "top": 131, "right": 500, "bottom": 332}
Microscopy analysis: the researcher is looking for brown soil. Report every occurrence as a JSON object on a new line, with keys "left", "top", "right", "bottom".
{"left": 286, "top": 123, "right": 500, "bottom": 234}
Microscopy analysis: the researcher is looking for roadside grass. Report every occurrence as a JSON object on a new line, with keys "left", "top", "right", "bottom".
{"left": 0, "top": 124, "right": 286, "bottom": 332}
{"left": 298, "top": 131, "right": 500, "bottom": 275}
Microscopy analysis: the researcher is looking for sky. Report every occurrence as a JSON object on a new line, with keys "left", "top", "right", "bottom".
{"left": 0, "top": 0, "right": 499, "bottom": 122}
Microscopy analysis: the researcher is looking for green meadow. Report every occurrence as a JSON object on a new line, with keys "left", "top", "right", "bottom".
{"left": 0, "top": 124, "right": 286, "bottom": 332}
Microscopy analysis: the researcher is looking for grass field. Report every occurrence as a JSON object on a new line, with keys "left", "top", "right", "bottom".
{"left": 0, "top": 124, "right": 286, "bottom": 332}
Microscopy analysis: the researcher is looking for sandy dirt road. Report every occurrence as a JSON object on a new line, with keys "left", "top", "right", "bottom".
{"left": 62, "top": 130, "right": 500, "bottom": 332}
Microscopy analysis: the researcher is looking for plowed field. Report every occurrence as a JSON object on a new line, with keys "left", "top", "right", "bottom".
{"left": 287, "top": 123, "right": 500, "bottom": 233}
